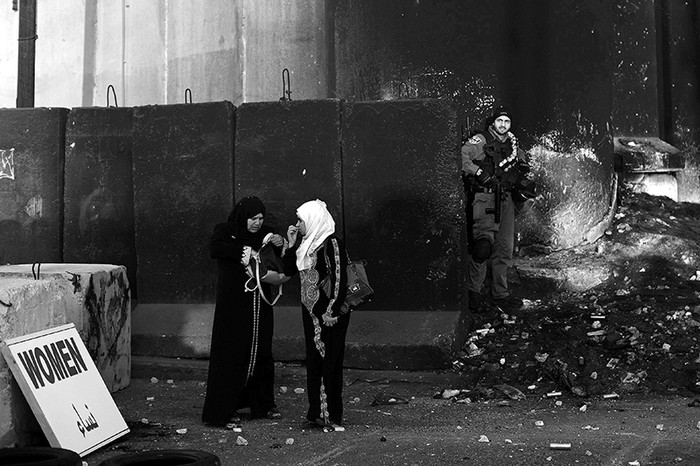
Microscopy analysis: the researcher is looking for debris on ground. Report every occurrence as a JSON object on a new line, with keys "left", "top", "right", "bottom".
{"left": 454, "top": 190, "right": 700, "bottom": 398}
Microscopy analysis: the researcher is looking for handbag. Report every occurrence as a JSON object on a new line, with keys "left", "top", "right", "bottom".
{"left": 321, "top": 240, "right": 374, "bottom": 315}
{"left": 245, "top": 233, "right": 285, "bottom": 306}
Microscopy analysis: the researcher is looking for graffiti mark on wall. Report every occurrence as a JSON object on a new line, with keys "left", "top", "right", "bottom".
{"left": 0, "top": 148, "right": 15, "bottom": 180}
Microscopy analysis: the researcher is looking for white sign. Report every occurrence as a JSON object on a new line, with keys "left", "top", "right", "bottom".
{"left": 0, "top": 323, "right": 129, "bottom": 456}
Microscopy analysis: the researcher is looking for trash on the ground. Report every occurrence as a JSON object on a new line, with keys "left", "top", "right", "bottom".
{"left": 628, "top": 461, "right": 640, "bottom": 466}
{"left": 555, "top": 400, "right": 563, "bottom": 406}
{"left": 535, "top": 420, "right": 545, "bottom": 427}
{"left": 535, "top": 352, "right": 549, "bottom": 363}
{"left": 441, "top": 389, "right": 461, "bottom": 399}
{"left": 334, "top": 425, "right": 345, "bottom": 432}
{"left": 579, "top": 404, "right": 588, "bottom": 412}
{"left": 546, "top": 391, "right": 562, "bottom": 398}
{"left": 372, "top": 392, "right": 409, "bottom": 406}
{"left": 294, "top": 388, "right": 305, "bottom": 394}
{"left": 167, "top": 379, "right": 174, "bottom": 384}
{"left": 582, "top": 425, "right": 599, "bottom": 430}
{"left": 236, "top": 435, "right": 248, "bottom": 446}
{"left": 607, "top": 358, "right": 619, "bottom": 368}
{"left": 549, "top": 443, "right": 571, "bottom": 450}
{"left": 176, "top": 428, "right": 187, "bottom": 435}
{"left": 150, "top": 377, "right": 158, "bottom": 384}
{"left": 656, "top": 424, "right": 664, "bottom": 431}
{"left": 590, "top": 372, "right": 598, "bottom": 379}
{"left": 591, "top": 320, "right": 602, "bottom": 329}
{"left": 587, "top": 330, "right": 605, "bottom": 337}
{"left": 603, "top": 393, "right": 619, "bottom": 399}
{"left": 478, "top": 435, "right": 490, "bottom": 443}
{"left": 586, "top": 450, "right": 593, "bottom": 456}
{"left": 494, "top": 384, "right": 526, "bottom": 400}
{"left": 280, "top": 386, "right": 288, "bottom": 393}
{"left": 285, "top": 438, "right": 294, "bottom": 445}
{"left": 140, "top": 418, "right": 149, "bottom": 424}
{"left": 505, "top": 438, "right": 513, "bottom": 444}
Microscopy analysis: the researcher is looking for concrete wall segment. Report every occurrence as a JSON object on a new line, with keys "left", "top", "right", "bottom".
{"left": 612, "top": 0, "right": 660, "bottom": 137}
{"left": 0, "top": 5, "right": 19, "bottom": 108}
{"left": 63, "top": 107, "right": 137, "bottom": 298}
{"left": 242, "top": 0, "right": 328, "bottom": 103}
{"left": 132, "top": 101, "right": 235, "bottom": 303}
{"left": 0, "top": 107, "right": 67, "bottom": 264}
{"left": 341, "top": 99, "right": 463, "bottom": 312}
{"left": 234, "top": 99, "right": 342, "bottom": 306}
{"left": 33, "top": 0, "right": 86, "bottom": 108}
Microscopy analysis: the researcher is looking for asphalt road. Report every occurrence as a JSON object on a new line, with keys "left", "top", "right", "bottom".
{"left": 77, "top": 363, "right": 700, "bottom": 465}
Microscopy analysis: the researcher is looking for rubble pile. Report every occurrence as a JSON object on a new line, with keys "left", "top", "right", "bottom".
{"left": 453, "top": 190, "right": 700, "bottom": 399}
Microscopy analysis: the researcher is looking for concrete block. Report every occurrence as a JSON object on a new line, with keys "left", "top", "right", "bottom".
{"left": 0, "top": 108, "right": 68, "bottom": 264}
{"left": 64, "top": 107, "right": 138, "bottom": 298}
{"left": 0, "top": 278, "right": 79, "bottom": 447}
{"left": 341, "top": 99, "right": 464, "bottom": 312}
{"left": 0, "top": 264, "right": 131, "bottom": 393}
{"left": 234, "top": 100, "right": 342, "bottom": 307}
{"left": 132, "top": 102, "right": 235, "bottom": 303}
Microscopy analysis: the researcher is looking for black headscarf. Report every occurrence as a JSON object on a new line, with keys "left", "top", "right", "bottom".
{"left": 227, "top": 196, "right": 272, "bottom": 249}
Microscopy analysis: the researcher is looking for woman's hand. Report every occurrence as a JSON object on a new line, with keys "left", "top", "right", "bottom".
{"left": 287, "top": 225, "right": 298, "bottom": 246}
{"left": 270, "top": 234, "right": 285, "bottom": 247}
{"left": 322, "top": 313, "right": 338, "bottom": 327}
{"left": 260, "top": 271, "right": 291, "bottom": 285}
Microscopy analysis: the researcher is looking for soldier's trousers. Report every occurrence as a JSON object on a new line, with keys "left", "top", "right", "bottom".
{"left": 466, "top": 191, "right": 515, "bottom": 299}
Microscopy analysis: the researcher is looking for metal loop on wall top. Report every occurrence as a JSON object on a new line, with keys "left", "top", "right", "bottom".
{"left": 31, "top": 262, "right": 41, "bottom": 280}
{"left": 107, "top": 84, "right": 118, "bottom": 107}
{"left": 280, "top": 68, "right": 292, "bottom": 101}
{"left": 185, "top": 88, "right": 192, "bottom": 104}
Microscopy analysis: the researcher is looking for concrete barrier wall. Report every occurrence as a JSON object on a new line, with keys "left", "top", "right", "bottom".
{"left": 0, "top": 99, "right": 464, "bottom": 310}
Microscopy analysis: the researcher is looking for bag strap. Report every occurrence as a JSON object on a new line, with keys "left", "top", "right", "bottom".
{"left": 250, "top": 252, "right": 283, "bottom": 306}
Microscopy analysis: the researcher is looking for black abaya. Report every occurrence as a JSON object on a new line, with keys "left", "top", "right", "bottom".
{"left": 202, "top": 213, "right": 278, "bottom": 425}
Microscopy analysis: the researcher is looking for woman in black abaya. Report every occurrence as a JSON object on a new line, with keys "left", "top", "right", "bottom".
{"left": 202, "top": 196, "right": 288, "bottom": 426}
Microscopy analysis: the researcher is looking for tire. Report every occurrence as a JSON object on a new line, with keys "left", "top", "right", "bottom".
{"left": 0, "top": 447, "right": 82, "bottom": 465}
{"left": 98, "top": 449, "right": 221, "bottom": 466}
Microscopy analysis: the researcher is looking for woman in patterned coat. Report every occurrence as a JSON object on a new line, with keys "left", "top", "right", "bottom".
{"left": 284, "top": 199, "right": 349, "bottom": 429}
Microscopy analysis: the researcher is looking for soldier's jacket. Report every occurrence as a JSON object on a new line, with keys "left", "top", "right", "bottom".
{"left": 461, "top": 129, "right": 529, "bottom": 191}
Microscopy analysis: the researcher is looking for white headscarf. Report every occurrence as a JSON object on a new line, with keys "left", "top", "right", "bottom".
{"left": 295, "top": 199, "right": 336, "bottom": 271}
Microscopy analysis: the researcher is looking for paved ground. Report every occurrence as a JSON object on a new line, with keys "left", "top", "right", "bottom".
{"left": 81, "top": 361, "right": 700, "bottom": 466}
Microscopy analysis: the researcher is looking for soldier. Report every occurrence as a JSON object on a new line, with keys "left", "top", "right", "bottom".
{"left": 461, "top": 106, "right": 536, "bottom": 313}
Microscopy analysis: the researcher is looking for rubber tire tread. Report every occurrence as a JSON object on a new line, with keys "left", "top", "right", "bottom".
{"left": 0, "top": 447, "right": 82, "bottom": 465}
{"left": 98, "top": 449, "right": 221, "bottom": 465}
